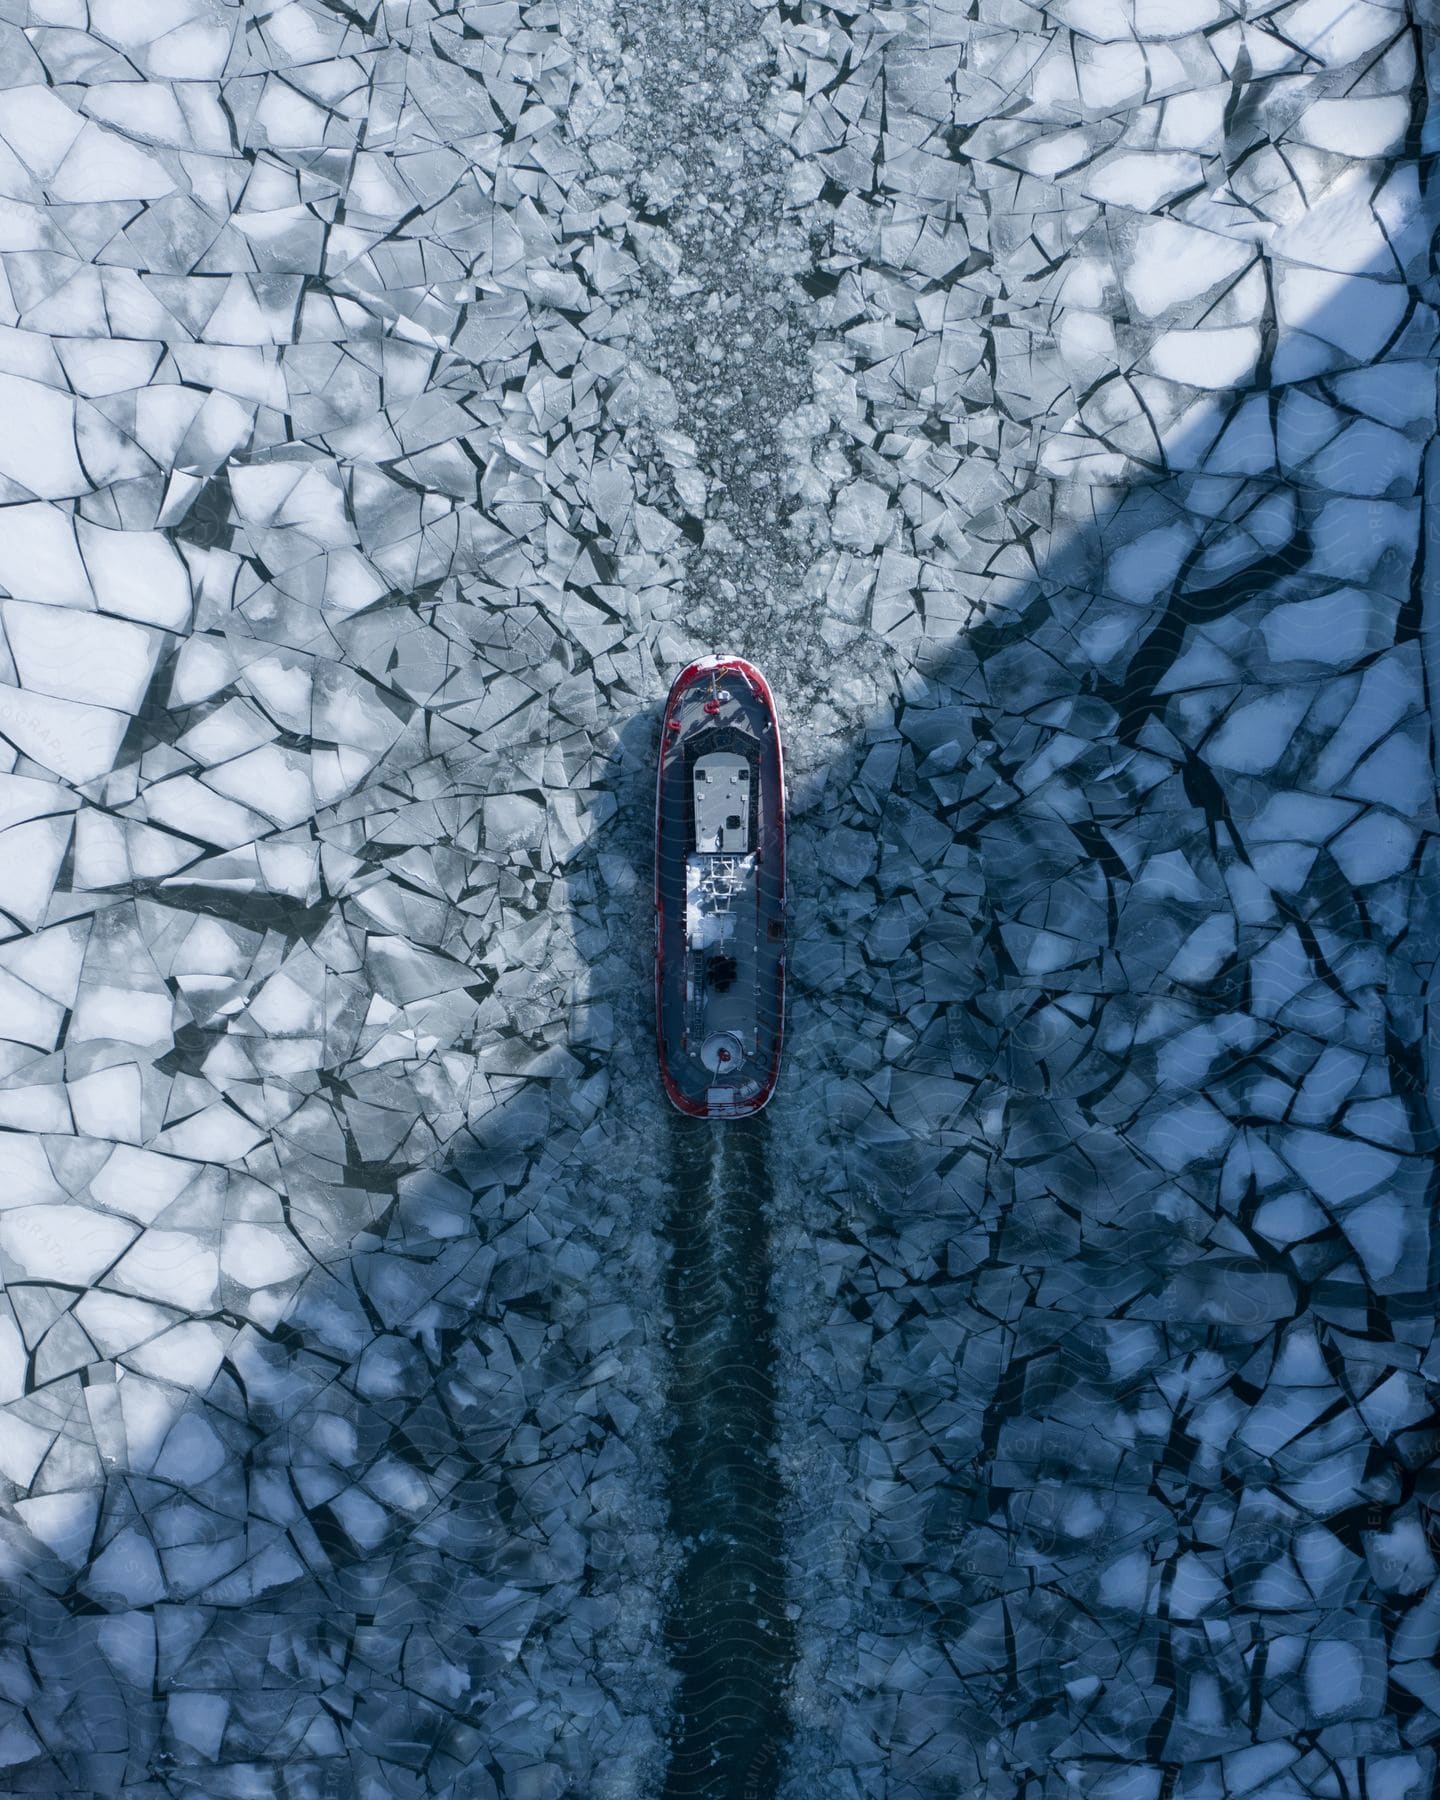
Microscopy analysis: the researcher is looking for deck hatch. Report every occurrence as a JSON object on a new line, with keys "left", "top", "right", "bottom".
{"left": 693, "top": 752, "right": 751, "bottom": 853}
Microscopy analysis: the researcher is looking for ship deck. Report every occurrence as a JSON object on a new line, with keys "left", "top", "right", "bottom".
{"left": 656, "top": 657, "right": 785, "bottom": 1118}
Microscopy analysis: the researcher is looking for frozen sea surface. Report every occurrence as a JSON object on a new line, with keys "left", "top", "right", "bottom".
{"left": 0, "top": 1, "right": 1435, "bottom": 1797}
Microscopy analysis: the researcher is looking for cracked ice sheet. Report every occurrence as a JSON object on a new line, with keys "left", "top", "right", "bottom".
{"left": 0, "top": 1, "right": 1436, "bottom": 1799}
{"left": 0, "top": 2, "right": 695, "bottom": 1794}
{"left": 536, "top": 0, "right": 1439, "bottom": 1785}
{"left": 707, "top": 4, "right": 1440, "bottom": 1799}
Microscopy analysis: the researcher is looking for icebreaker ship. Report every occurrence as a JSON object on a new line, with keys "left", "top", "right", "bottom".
{"left": 655, "top": 657, "right": 785, "bottom": 1117}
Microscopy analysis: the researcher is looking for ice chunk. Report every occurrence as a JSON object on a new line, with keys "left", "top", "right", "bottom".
{"left": 1098, "top": 1549, "right": 1151, "bottom": 1610}
{"left": 1254, "top": 1191, "right": 1328, "bottom": 1247}
{"left": 75, "top": 813, "right": 201, "bottom": 886}
{"left": 1165, "top": 913, "right": 1235, "bottom": 983}
{"left": 167, "top": 635, "right": 236, "bottom": 706}
{"left": 71, "top": 984, "right": 172, "bottom": 1046}
{"left": 4, "top": 601, "right": 159, "bottom": 710}
{"left": 1082, "top": 152, "right": 1201, "bottom": 211}
{"left": 1207, "top": 690, "right": 1309, "bottom": 774}
{"left": 0, "top": 918, "right": 85, "bottom": 1005}
{"left": 1108, "top": 521, "right": 1194, "bottom": 603}
{"left": 1149, "top": 327, "right": 1260, "bottom": 389}
{"left": 1146, "top": 1099, "right": 1233, "bottom": 1170}
{"left": 0, "top": 686, "right": 128, "bottom": 785}
{"left": 820, "top": 827, "right": 877, "bottom": 887}
{"left": 166, "top": 1691, "right": 228, "bottom": 1761}
{"left": 1260, "top": 589, "right": 1374, "bottom": 664}
{"left": 0, "top": 1411, "right": 51, "bottom": 1486}
{"left": 244, "top": 969, "right": 321, "bottom": 1033}
{"left": 484, "top": 792, "right": 545, "bottom": 852}
{"left": 126, "top": 1318, "right": 227, "bottom": 1385}
{"left": 78, "top": 522, "right": 192, "bottom": 628}
{"left": 0, "top": 502, "right": 89, "bottom": 605}
{"left": 1365, "top": 1518, "right": 1435, "bottom": 1597}
{"left": 176, "top": 698, "right": 275, "bottom": 766}
{"left": 153, "top": 1103, "right": 265, "bottom": 1163}
{"left": 1248, "top": 791, "right": 1357, "bottom": 845}
{"left": 1133, "top": 0, "right": 1228, "bottom": 32}
{"left": 1294, "top": 96, "right": 1408, "bottom": 157}
{"left": 14, "top": 1489, "right": 99, "bottom": 1569}
{"left": 0, "top": 816, "right": 69, "bottom": 929}
{"left": 1343, "top": 731, "right": 1430, "bottom": 813}
{"left": 1331, "top": 363, "right": 1436, "bottom": 431}
{"left": 1277, "top": 266, "right": 1407, "bottom": 363}
{"left": 69, "top": 1064, "right": 144, "bottom": 1143}
{"left": 222, "top": 1220, "right": 309, "bottom": 1288}
{"left": 0, "top": 373, "right": 87, "bottom": 498}
{"left": 832, "top": 480, "right": 892, "bottom": 553}
{"left": 0, "top": 1204, "right": 136, "bottom": 1282}
{"left": 202, "top": 745, "right": 311, "bottom": 828}
{"left": 1204, "top": 393, "right": 1275, "bottom": 475}
{"left": 51, "top": 124, "right": 174, "bottom": 202}
{"left": 141, "top": 775, "right": 269, "bottom": 849}
{"left": 311, "top": 666, "right": 398, "bottom": 753}
{"left": 1274, "top": 165, "right": 1401, "bottom": 275}
{"left": 1330, "top": 812, "right": 1419, "bottom": 885}
{"left": 0, "top": 1312, "right": 24, "bottom": 1400}
{"left": 1304, "top": 1639, "right": 1368, "bottom": 1719}
{"left": 865, "top": 895, "right": 925, "bottom": 962}
{"left": 110, "top": 1228, "right": 221, "bottom": 1311}
{"left": 154, "top": 1411, "right": 228, "bottom": 1485}
{"left": 90, "top": 0, "right": 207, "bottom": 49}
{"left": 1168, "top": 1551, "right": 1226, "bottom": 1619}
{"left": 253, "top": 79, "right": 332, "bottom": 152}
{"left": 1125, "top": 220, "right": 1251, "bottom": 318}
{"left": 1360, "top": 1371, "right": 1429, "bottom": 1440}
{"left": 1282, "top": 1129, "right": 1401, "bottom": 1205}
{"left": 0, "top": 86, "right": 84, "bottom": 180}
{"left": 1309, "top": 418, "right": 1421, "bottom": 498}
{"left": 0, "top": 967, "right": 64, "bottom": 1048}
{"left": 91, "top": 1145, "right": 197, "bottom": 1223}
{"left": 0, "top": 1720, "right": 44, "bottom": 1771}
{"left": 86, "top": 1526, "right": 166, "bottom": 1605}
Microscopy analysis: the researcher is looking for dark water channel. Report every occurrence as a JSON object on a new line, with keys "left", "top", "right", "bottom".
{"left": 661, "top": 1113, "right": 793, "bottom": 1799}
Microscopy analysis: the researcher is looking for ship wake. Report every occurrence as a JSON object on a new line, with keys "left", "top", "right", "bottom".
{"left": 661, "top": 1114, "right": 794, "bottom": 1798}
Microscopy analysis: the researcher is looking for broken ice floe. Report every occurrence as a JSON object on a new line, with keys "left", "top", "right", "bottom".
{"left": 0, "top": 0, "right": 1436, "bottom": 1795}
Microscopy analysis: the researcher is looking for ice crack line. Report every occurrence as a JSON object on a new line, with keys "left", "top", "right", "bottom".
{"left": 661, "top": 1115, "right": 793, "bottom": 1798}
